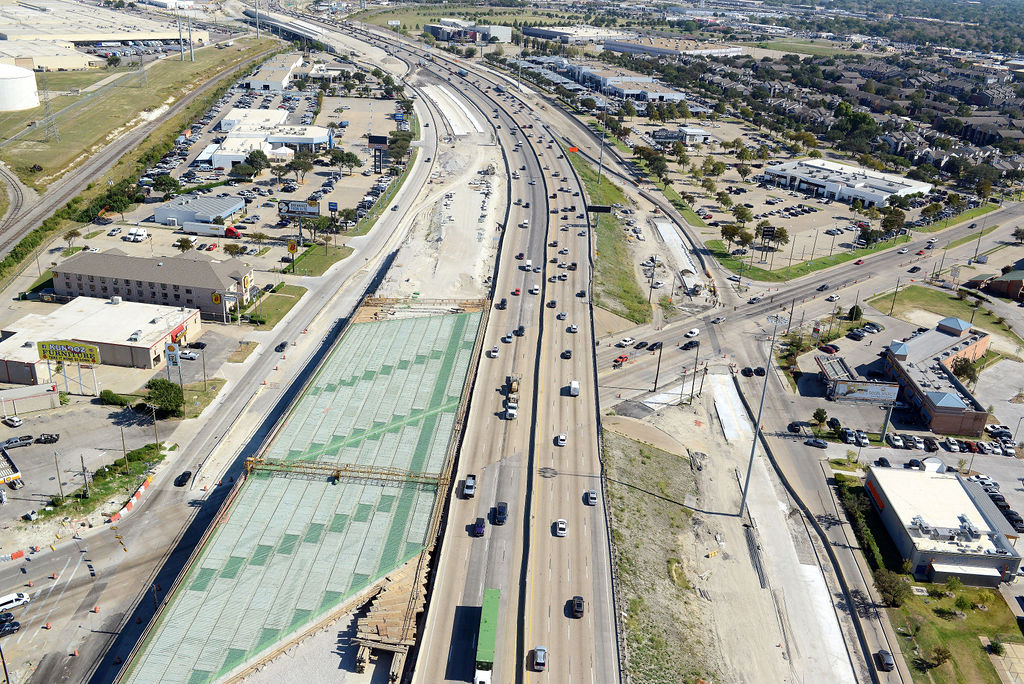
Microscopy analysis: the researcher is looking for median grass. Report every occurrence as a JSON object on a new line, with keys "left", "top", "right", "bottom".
{"left": 915, "top": 203, "right": 998, "bottom": 234}
{"left": 868, "top": 284, "right": 1024, "bottom": 350}
{"left": 180, "top": 378, "right": 227, "bottom": 420}
{"left": 248, "top": 283, "right": 307, "bottom": 329}
{"left": 569, "top": 152, "right": 650, "bottom": 323}
{"left": 944, "top": 224, "right": 997, "bottom": 250}
{"left": 706, "top": 234, "right": 911, "bottom": 282}
{"left": 289, "top": 243, "right": 354, "bottom": 276}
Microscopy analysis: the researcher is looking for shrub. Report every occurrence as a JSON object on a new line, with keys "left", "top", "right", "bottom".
{"left": 874, "top": 569, "right": 911, "bottom": 607}
{"left": 99, "top": 389, "right": 129, "bottom": 406}
{"left": 990, "top": 639, "right": 1005, "bottom": 656}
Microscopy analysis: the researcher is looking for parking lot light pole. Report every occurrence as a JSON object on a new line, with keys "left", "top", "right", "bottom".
{"left": 1014, "top": 416, "right": 1024, "bottom": 443}
{"left": 740, "top": 315, "right": 786, "bottom": 519}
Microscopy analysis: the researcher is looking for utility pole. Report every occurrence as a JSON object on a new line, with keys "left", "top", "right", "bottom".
{"left": 785, "top": 297, "right": 795, "bottom": 335}
{"left": 80, "top": 455, "right": 89, "bottom": 499}
{"left": 151, "top": 405, "right": 159, "bottom": 447}
{"left": 972, "top": 215, "right": 987, "bottom": 260}
{"left": 689, "top": 342, "right": 700, "bottom": 403}
{"left": 188, "top": 16, "right": 195, "bottom": 62}
{"left": 254, "top": 0, "right": 261, "bottom": 39}
{"left": 740, "top": 315, "right": 785, "bottom": 518}
{"left": 121, "top": 427, "right": 130, "bottom": 476}
{"left": 201, "top": 349, "right": 208, "bottom": 391}
{"left": 54, "top": 452, "right": 64, "bottom": 502}
{"left": 698, "top": 366, "right": 708, "bottom": 397}
{"left": 938, "top": 240, "right": 950, "bottom": 274}
{"left": 176, "top": 14, "right": 185, "bottom": 61}
{"left": 889, "top": 277, "right": 901, "bottom": 316}
{"left": 652, "top": 344, "right": 664, "bottom": 393}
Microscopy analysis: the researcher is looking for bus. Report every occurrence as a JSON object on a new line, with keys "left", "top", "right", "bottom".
{"left": 474, "top": 588, "right": 499, "bottom": 684}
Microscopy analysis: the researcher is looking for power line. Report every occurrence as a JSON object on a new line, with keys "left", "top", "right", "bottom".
{"left": 38, "top": 71, "right": 60, "bottom": 143}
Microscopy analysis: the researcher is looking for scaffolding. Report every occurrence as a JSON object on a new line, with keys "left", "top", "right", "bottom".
{"left": 243, "top": 457, "right": 448, "bottom": 489}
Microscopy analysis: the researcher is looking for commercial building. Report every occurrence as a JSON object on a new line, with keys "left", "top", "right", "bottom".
{"left": 207, "top": 107, "right": 332, "bottom": 169}
{"left": 0, "top": 39, "right": 102, "bottom": 71}
{"left": 240, "top": 54, "right": 303, "bottom": 92}
{"left": 882, "top": 317, "right": 990, "bottom": 436}
{"left": 651, "top": 126, "right": 712, "bottom": 144}
{"left": 604, "top": 37, "right": 742, "bottom": 58}
{"left": 763, "top": 159, "right": 933, "bottom": 207}
{"left": 0, "top": 64, "right": 39, "bottom": 112}
{"left": 154, "top": 195, "right": 245, "bottom": 225}
{"left": 985, "top": 269, "right": 1024, "bottom": 301}
{"left": 521, "top": 25, "right": 629, "bottom": 44}
{"left": 864, "top": 467, "right": 1020, "bottom": 585}
{"left": 0, "top": 297, "right": 201, "bottom": 383}
{"left": 564, "top": 62, "right": 653, "bottom": 91}
{"left": 0, "top": 0, "right": 209, "bottom": 44}
{"left": 52, "top": 250, "right": 255, "bottom": 318}
{"left": 423, "top": 19, "right": 512, "bottom": 43}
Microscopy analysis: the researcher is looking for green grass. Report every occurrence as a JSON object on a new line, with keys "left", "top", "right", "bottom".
{"left": 61, "top": 246, "right": 84, "bottom": 257}
{"left": 347, "top": 150, "right": 418, "bottom": 237}
{"left": 741, "top": 39, "right": 865, "bottom": 57}
{"left": 568, "top": 152, "right": 650, "bottom": 323}
{"left": 945, "top": 224, "right": 997, "bottom": 250}
{"left": 227, "top": 341, "right": 259, "bottom": 364}
{"left": 354, "top": 5, "right": 587, "bottom": 30}
{"left": 868, "top": 284, "right": 1024, "bottom": 350}
{"left": 248, "top": 284, "right": 307, "bottom": 329}
{"left": 39, "top": 68, "right": 134, "bottom": 92}
{"left": 180, "top": 378, "right": 227, "bottom": 420}
{"left": 915, "top": 203, "right": 998, "bottom": 234}
{"left": 289, "top": 243, "right": 354, "bottom": 276}
{"left": 706, "top": 234, "right": 911, "bottom": 282}
{"left": 0, "top": 36, "right": 279, "bottom": 186}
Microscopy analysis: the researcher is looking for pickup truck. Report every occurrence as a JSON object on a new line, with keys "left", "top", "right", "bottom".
{"left": 35, "top": 434, "right": 59, "bottom": 444}
{"left": 3, "top": 436, "right": 33, "bottom": 449}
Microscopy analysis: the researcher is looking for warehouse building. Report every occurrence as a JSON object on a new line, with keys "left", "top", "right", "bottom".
{"left": 0, "top": 297, "right": 201, "bottom": 383}
{"left": 240, "top": 54, "right": 303, "bottom": 92}
{"left": 764, "top": 159, "right": 933, "bottom": 207}
{"left": 864, "top": 467, "right": 1020, "bottom": 585}
{"left": 0, "top": 0, "right": 209, "bottom": 44}
{"left": 52, "top": 250, "right": 255, "bottom": 318}
{"left": 604, "top": 37, "right": 742, "bottom": 58}
{"left": 208, "top": 107, "right": 332, "bottom": 169}
{"left": 882, "top": 317, "right": 990, "bottom": 436}
{"left": 0, "top": 39, "right": 102, "bottom": 71}
{"left": 154, "top": 195, "right": 245, "bottom": 226}
{"left": 521, "top": 25, "right": 629, "bottom": 44}
{"left": 423, "top": 19, "right": 512, "bottom": 43}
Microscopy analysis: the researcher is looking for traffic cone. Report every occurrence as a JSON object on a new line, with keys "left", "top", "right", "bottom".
{"left": 44, "top": 622, "right": 50, "bottom": 630}
{"left": 50, "top": 572, "right": 57, "bottom": 580}
{"left": 93, "top": 605, "right": 99, "bottom": 613}
{"left": 72, "top": 650, "right": 78, "bottom": 657}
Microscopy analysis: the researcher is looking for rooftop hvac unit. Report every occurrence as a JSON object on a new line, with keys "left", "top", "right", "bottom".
{"left": 110, "top": 296, "right": 122, "bottom": 305}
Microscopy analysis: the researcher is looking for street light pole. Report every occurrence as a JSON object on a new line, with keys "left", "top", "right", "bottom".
{"left": 689, "top": 341, "right": 700, "bottom": 403}
{"left": 1014, "top": 415, "right": 1024, "bottom": 443}
{"left": 740, "top": 315, "right": 785, "bottom": 518}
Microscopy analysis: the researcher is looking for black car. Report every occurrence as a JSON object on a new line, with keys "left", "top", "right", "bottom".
{"left": 547, "top": 299, "right": 557, "bottom": 308}
{"left": 494, "top": 501, "right": 508, "bottom": 525}
{"left": 874, "top": 650, "right": 895, "bottom": 672}
{"left": 907, "top": 459, "right": 923, "bottom": 469}
{"left": 576, "top": 290, "right": 586, "bottom": 298}
{"left": 274, "top": 341, "right": 289, "bottom": 353}
{"left": 35, "top": 433, "right": 59, "bottom": 444}
{"left": 0, "top": 622, "right": 20, "bottom": 638}
{"left": 496, "top": 297, "right": 507, "bottom": 310}
{"left": 788, "top": 422, "right": 801, "bottom": 434}
{"left": 0, "top": 612, "right": 13, "bottom": 625}
{"left": 805, "top": 438, "right": 828, "bottom": 449}
{"left": 571, "top": 595, "right": 585, "bottom": 618}
{"left": 174, "top": 471, "right": 192, "bottom": 487}
{"left": 817, "top": 284, "right": 830, "bottom": 291}
{"left": 682, "top": 340, "right": 699, "bottom": 351}
{"left": 923, "top": 437, "right": 939, "bottom": 452}
{"left": 908, "top": 266, "right": 921, "bottom": 274}
{"left": 634, "top": 341, "right": 649, "bottom": 350}
{"left": 741, "top": 367, "right": 754, "bottom": 377}
{"left": 561, "top": 349, "right": 572, "bottom": 359}
{"left": 473, "top": 517, "right": 486, "bottom": 537}
{"left": 827, "top": 417, "right": 842, "bottom": 430}
{"left": 876, "top": 457, "right": 891, "bottom": 468}
{"left": 753, "top": 367, "right": 766, "bottom": 376}
{"left": 648, "top": 341, "right": 663, "bottom": 351}
{"left": 188, "top": 342, "right": 207, "bottom": 350}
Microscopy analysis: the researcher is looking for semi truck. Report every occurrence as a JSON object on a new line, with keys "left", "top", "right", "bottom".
{"left": 474, "top": 589, "right": 499, "bottom": 684}
{"left": 505, "top": 374, "right": 520, "bottom": 419}
{"left": 182, "top": 222, "right": 241, "bottom": 239}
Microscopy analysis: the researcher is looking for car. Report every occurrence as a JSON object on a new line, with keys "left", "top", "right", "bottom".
{"left": 494, "top": 501, "right": 508, "bottom": 525}
{"left": 751, "top": 367, "right": 764, "bottom": 377}
{"left": 173, "top": 470, "right": 192, "bottom": 487}
{"left": 533, "top": 646, "right": 547, "bottom": 671}
{"left": 908, "top": 266, "right": 922, "bottom": 273}
{"left": 178, "top": 350, "right": 198, "bottom": 361}
{"left": 817, "top": 284, "right": 830, "bottom": 292}
{"left": 685, "top": 328, "right": 700, "bottom": 338}
{"left": 842, "top": 428, "right": 856, "bottom": 444}
{"left": 554, "top": 519, "right": 567, "bottom": 537}
{"left": 556, "top": 311, "right": 566, "bottom": 320}
{"left": 682, "top": 340, "right": 699, "bottom": 351}
{"left": 741, "top": 367, "right": 753, "bottom": 377}
{"left": 571, "top": 595, "right": 585, "bottom": 618}
{"left": 2, "top": 436, "right": 32, "bottom": 449}
{"left": 489, "top": 346, "right": 499, "bottom": 359}
{"left": 923, "top": 436, "right": 939, "bottom": 452}
{"left": 188, "top": 341, "right": 207, "bottom": 350}
{"left": 649, "top": 341, "right": 663, "bottom": 351}
{"left": 788, "top": 422, "right": 802, "bottom": 434}
{"left": 512, "top": 288, "right": 521, "bottom": 296}
{"left": 617, "top": 337, "right": 636, "bottom": 347}
{"left": 0, "top": 612, "right": 13, "bottom": 625}
{"left": 916, "top": 250, "right": 925, "bottom": 256}
{"left": 585, "top": 489, "right": 598, "bottom": 505}
{"left": 0, "top": 622, "right": 20, "bottom": 638}
{"left": 496, "top": 297, "right": 507, "bottom": 310}
{"left": 197, "top": 243, "right": 208, "bottom": 251}
{"left": 3, "top": 416, "right": 22, "bottom": 428}
{"left": 876, "top": 457, "right": 891, "bottom": 468}
{"left": 515, "top": 252, "right": 524, "bottom": 260}
{"left": 806, "top": 438, "right": 828, "bottom": 449}
{"left": 748, "top": 296, "right": 763, "bottom": 304}
{"left": 886, "top": 433, "right": 904, "bottom": 448}
{"left": 546, "top": 299, "right": 557, "bottom": 308}
{"left": 986, "top": 424, "right": 1011, "bottom": 435}
{"left": 826, "top": 417, "right": 842, "bottom": 431}
{"left": 274, "top": 341, "right": 288, "bottom": 353}
{"left": 35, "top": 433, "right": 59, "bottom": 444}
{"left": 568, "top": 324, "right": 578, "bottom": 333}
{"left": 907, "top": 458, "right": 923, "bottom": 469}
{"left": 576, "top": 290, "right": 586, "bottom": 298}
{"left": 473, "top": 517, "right": 486, "bottom": 537}
{"left": 819, "top": 345, "right": 837, "bottom": 354}
{"left": 965, "top": 441, "right": 979, "bottom": 453}
{"left": 561, "top": 349, "right": 572, "bottom": 360}
{"left": 897, "top": 248, "right": 909, "bottom": 254}
{"left": 712, "top": 316, "right": 726, "bottom": 324}
{"left": 555, "top": 433, "right": 567, "bottom": 447}
{"left": 945, "top": 437, "right": 960, "bottom": 452}
{"left": 825, "top": 294, "right": 840, "bottom": 302}
{"left": 875, "top": 650, "right": 895, "bottom": 672}
{"left": 855, "top": 259, "right": 865, "bottom": 265}
{"left": 856, "top": 431, "right": 869, "bottom": 447}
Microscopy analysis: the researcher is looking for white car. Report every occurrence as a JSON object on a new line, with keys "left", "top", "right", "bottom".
{"left": 897, "top": 247, "right": 909, "bottom": 254}
{"left": 711, "top": 317, "right": 725, "bottom": 324}
{"left": 556, "top": 433, "right": 567, "bottom": 446}
{"left": 685, "top": 328, "right": 700, "bottom": 338}
{"left": 3, "top": 416, "right": 23, "bottom": 428}
{"left": 556, "top": 312, "right": 566, "bottom": 320}
{"left": 826, "top": 294, "right": 840, "bottom": 302}
{"left": 617, "top": 337, "right": 635, "bottom": 347}
{"left": 568, "top": 324, "right": 578, "bottom": 333}
{"left": 178, "top": 350, "right": 198, "bottom": 361}
{"left": 488, "top": 345, "right": 499, "bottom": 358}
{"left": 886, "top": 433, "right": 904, "bottom": 448}
{"left": 946, "top": 437, "right": 960, "bottom": 452}
{"left": 529, "top": 286, "right": 539, "bottom": 295}
{"left": 554, "top": 519, "right": 567, "bottom": 537}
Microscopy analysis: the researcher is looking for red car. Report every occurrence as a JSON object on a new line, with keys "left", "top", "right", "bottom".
{"left": 512, "top": 288, "right": 521, "bottom": 296}
{"left": 819, "top": 345, "right": 837, "bottom": 354}
{"left": 855, "top": 259, "right": 865, "bottom": 265}
{"left": 207, "top": 243, "right": 217, "bottom": 251}
{"left": 916, "top": 250, "right": 925, "bottom": 255}
{"left": 613, "top": 354, "right": 629, "bottom": 366}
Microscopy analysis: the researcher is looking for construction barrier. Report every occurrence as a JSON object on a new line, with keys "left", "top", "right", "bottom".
{"left": 106, "top": 475, "right": 154, "bottom": 523}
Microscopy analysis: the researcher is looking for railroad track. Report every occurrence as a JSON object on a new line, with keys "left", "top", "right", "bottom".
{"left": 0, "top": 163, "right": 26, "bottom": 236}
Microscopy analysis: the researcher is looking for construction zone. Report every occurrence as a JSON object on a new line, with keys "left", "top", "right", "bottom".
{"left": 119, "top": 304, "right": 485, "bottom": 683}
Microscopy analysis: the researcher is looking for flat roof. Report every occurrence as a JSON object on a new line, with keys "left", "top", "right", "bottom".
{"left": 887, "top": 325, "right": 987, "bottom": 411}
{"left": 124, "top": 311, "right": 481, "bottom": 684}
{"left": 870, "top": 467, "right": 1011, "bottom": 557}
{"left": 0, "top": 297, "right": 196, "bottom": 362}
{"left": 765, "top": 158, "right": 931, "bottom": 196}
{"left": 0, "top": 0, "right": 210, "bottom": 42}
{"left": 221, "top": 108, "right": 289, "bottom": 128}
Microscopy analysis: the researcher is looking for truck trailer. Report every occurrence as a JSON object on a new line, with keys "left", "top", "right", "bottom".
{"left": 182, "top": 222, "right": 241, "bottom": 239}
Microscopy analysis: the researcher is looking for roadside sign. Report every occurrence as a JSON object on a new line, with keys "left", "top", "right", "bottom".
{"left": 288, "top": 241, "right": 298, "bottom": 254}
{"left": 211, "top": 292, "right": 222, "bottom": 305}
{"left": 165, "top": 342, "right": 180, "bottom": 367}
{"left": 368, "top": 135, "right": 388, "bottom": 150}
{"left": 37, "top": 340, "right": 101, "bottom": 364}
{"left": 760, "top": 226, "right": 776, "bottom": 241}
{"left": 328, "top": 202, "right": 338, "bottom": 213}
{"left": 279, "top": 199, "right": 320, "bottom": 219}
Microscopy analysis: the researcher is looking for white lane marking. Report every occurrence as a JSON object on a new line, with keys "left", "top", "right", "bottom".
{"left": 18, "top": 554, "right": 82, "bottom": 643}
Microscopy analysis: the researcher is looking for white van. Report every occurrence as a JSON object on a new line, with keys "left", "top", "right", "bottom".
{"left": 569, "top": 380, "right": 580, "bottom": 397}
{"left": 133, "top": 228, "right": 149, "bottom": 242}
{"left": 0, "top": 592, "right": 31, "bottom": 611}
{"left": 524, "top": 259, "right": 532, "bottom": 271}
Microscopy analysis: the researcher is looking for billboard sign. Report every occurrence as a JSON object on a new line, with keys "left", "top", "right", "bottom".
{"left": 279, "top": 199, "right": 320, "bottom": 218}
{"left": 165, "top": 342, "right": 181, "bottom": 368}
{"left": 832, "top": 380, "right": 899, "bottom": 403}
{"left": 588, "top": 205, "right": 612, "bottom": 213}
{"left": 394, "top": 112, "right": 404, "bottom": 122}
{"left": 368, "top": 135, "right": 389, "bottom": 150}
{"left": 37, "top": 340, "right": 101, "bottom": 365}
{"left": 760, "top": 226, "right": 776, "bottom": 242}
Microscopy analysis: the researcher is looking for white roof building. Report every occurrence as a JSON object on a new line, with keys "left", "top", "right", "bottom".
{"left": 764, "top": 159, "right": 933, "bottom": 207}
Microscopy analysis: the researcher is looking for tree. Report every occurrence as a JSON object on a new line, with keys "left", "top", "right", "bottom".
{"left": 145, "top": 378, "right": 184, "bottom": 416}
{"left": 64, "top": 228, "right": 82, "bottom": 250}
{"left": 720, "top": 224, "right": 740, "bottom": 249}
{"left": 874, "top": 569, "right": 911, "bottom": 607}
{"left": 106, "top": 55, "right": 121, "bottom": 68}
{"left": 463, "top": 47, "right": 477, "bottom": 58}
{"left": 288, "top": 156, "right": 314, "bottom": 182}
{"left": 230, "top": 163, "right": 255, "bottom": 179}
{"left": 701, "top": 178, "right": 717, "bottom": 195}
{"left": 881, "top": 208, "right": 905, "bottom": 234}
{"left": 950, "top": 356, "right": 978, "bottom": 384}
{"left": 579, "top": 97, "right": 596, "bottom": 111}
{"left": 976, "top": 178, "right": 992, "bottom": 201}
{"left": 715, "top": 191, "right": 733, "bottom": 208}
{"left": 152, "top": 174, "right": 180, "bottom": 193}
{"left": 213, "top": 215, "right": 225, "bottom": 226}
{"left": 848, "top": 304, "right": 862, "bottom": 321}
{"left": 249, "top": 231, "right": 269, "bottom": 249}
{"left": 270, "top": 164, "right": 289, "bottom": 185}
{"left": 621, "top": 100, "right": 637, "bottom": 120}
{"left": 736, "top": 163, "right": 752, "bottom": 180}
{"left": 244, "top": 150, "right": 270, "bottom": 174}
{"left": 933, "top": 646, "right": 952, "bottom": 666}
{"left": 223, "top": 243, "right": 246, "bottom": 257}
{"left": 173, "top": 237, "right": 195, "bottom": 253}
{"left": 812, "top": 408, "right": 828, "bottom": 427}
{"left": 732, "top": 205, "right": 753, "bottom": 229}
